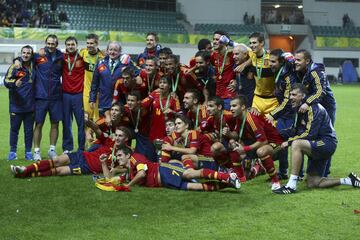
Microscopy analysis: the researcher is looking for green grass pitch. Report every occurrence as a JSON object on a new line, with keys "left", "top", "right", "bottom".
{"left": 0, "top": 85, "right": 360, "bottom": 240}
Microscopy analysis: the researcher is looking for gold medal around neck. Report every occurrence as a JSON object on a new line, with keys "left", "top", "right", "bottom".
{"left": 219, "top": 75, "right": 222, "bottom": 80}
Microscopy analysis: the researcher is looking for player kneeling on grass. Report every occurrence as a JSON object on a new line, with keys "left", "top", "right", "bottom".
{"left": 10, "top": 125, "right": 131, "bottom": 178}
{"left": 273, "top": 83, "right": 360, "bottom": 194}
{"left": 110, "top": 145, "right": 240, "bottom": 191}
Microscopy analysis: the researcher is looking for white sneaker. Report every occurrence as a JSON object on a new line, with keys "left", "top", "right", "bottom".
{"left": 10, "top": 165, "right": 25, "bottom": 176}
{"left": 48, "top": 149, "right": 57, "bottom": 160}
{"left": 33, "top": 151, "right": 41, "bottom": 161}
{"left": 271, "top": 181, "right": 281, "bottom": 191}
{"left": 228, "top": 172, "right": 241, "bottom": 189}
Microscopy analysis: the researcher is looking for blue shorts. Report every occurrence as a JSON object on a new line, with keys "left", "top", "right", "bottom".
{"left": 197, "top": 156, "right": 218, "bottom": 170}
{"left": 35, "top": 99, "right": 63, "bottom": 123}
{"left": 159, "top": 162, "right": 188, "bottom": 190}
{"left": 67, "top": 150, "right": 91, "bottom": 175}
{"left": 307, "top": 138, "right": 337, "bottom": 176}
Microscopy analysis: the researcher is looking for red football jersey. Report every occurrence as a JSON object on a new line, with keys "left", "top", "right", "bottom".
{"left": 129, "top": 153, "right": 160, "bottom": 187}
{"left": 62, "top": 52, "right": 85, "bottom": 93}
{"left": 142, "top": 91, "right": 181, "bottom": 142}
{"left": 200, "top": 110, "right": 234, "bottom": 141}
{"left": 139, "top": 69, "right": 163, "bottom": 95}
{"left": 232, "top": 112, "right": 283, "bottom": 144}
{"left": 186, "top": 104, "right": 208, "bottom": 130}
{"left": 83, "top": 133, "right": 114, "bottom": 173}
{"left": 161, "top": 130, "right": 199, "bottom": 162}
{"left": 210, "top": 51, "right": 236, "bottom": 99}
{"left": 124, "top": 105, "right": 150, "bottom": 136}
{"left": 113, "top": 77, "right": 147, "bottom": 103}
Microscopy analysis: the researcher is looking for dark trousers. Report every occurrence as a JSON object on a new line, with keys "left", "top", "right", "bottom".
{"left": 62, "top": 92, "right": 85, "bottom": 151}
{"left": 10, "top": 112, "right": 34, "bottom": 152}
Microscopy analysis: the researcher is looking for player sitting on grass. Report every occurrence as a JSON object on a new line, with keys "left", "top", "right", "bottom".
{"left": 10, "top": 124, "right": 132, "bottom": 178}
{"left": 273, "top": 84, "right": 360, "bottom": 194}
{"left": 108, "top": 145, "right": 240, "bottom": 191}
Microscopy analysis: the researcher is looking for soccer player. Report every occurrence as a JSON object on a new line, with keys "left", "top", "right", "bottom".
{"left": 248, "top": 32, "right": 278, "bottom": 114}
{"left": 142, "top": 77, "right": 181, "bottom": 142}
{"left": 87, "top": 102, "right": 128, "bottom": 152}
{"left": 294, "top": 49, "right": 336, "bottom": 177}
{"left": 137, "top": 56, "right": 163, "bottom": 96}
{"left": 10, "top": 126, "right": 132, "bottom": 178}
{"left": 158, "top": 47, "right": 173, "bottom": 74}
{"left": 229, "top": 95, "right": 283, "bottom": 190}
{"left": 232, "top": 44, "right": 255, "bottom": 107}
{"left": 136, "top": 32, "right": 161, "bottom": 67}
{"left": 113, "top": 145, "right": 240, "bottom": 191}
{"left": 193, "top": 50, "right": 216, "bottom": 102}
{"left": 183, "top": 89, "right": 208, "bottom": 130}
{"left": 266, "top": 48, "right": 297, "bottom": 179}
{"left": 62, "top": 36, "right": 86, "bottom": 153}
{"left": 80, "top": 33, "right": 105, "bottom": 122}
{"left": 273, "top": 84, "right": 360, "bottom": 194}
{"left": 89, "top": 41, "right": 132, "bottom": 125}
{"left": 188, "top": 38, "right": 212, "bottom": 69}
{"left": 4, "top": 45, "right": 35, "bottom": 161}
{"left": 165, "top": 54, "right": 202, "bottom": 101}
{"left": 210, "top": 31, "right": 237, "bottom": 110}
{"left": 113, "top": 66, "right": 146, "bottom": 105}
{"left": 125, "top": 91, "right": 157, "bottom": 162}
{"left": 33, "top": 34, "right": 63, "bottom": 161}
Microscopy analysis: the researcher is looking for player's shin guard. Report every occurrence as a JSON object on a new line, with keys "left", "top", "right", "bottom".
{"left": 201, "top": 168, "right": 229, "bottom": 181}
{"left": 261, "top": 155, "right": 279, "bottom": 183}
{"left": 24, "top": 160, "right": 54, "bottom": 176}
{"left": 31, "top": 168, "right": 57, "bottom": 177}
{"left": 182, "top": 157, "right": 195, "bottom": 169}
{"left": 229, "top": 151, "right": 246, "bottom": 182}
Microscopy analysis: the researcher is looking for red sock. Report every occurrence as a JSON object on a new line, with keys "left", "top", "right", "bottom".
{"left": 182, "top": 158, "right": 195, "bottom": 169}
{"left": 229, "top": 151, "right": 246, "bottom": 182}
{"left": 31, "top": 168, "right": 57, "bottom": 177}
{"left": 25, "top": 160, "right": 54, "bottom": 174}
{"left": 261, "top": 155, "right": 279, "bottom": 182}
{"left": 201, "top": 168, "right": 229, "bottom": 181}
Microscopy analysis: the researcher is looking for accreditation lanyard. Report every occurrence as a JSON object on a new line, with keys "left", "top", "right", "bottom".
{"left": 255, "top": 49, "right": 266, "bottom": 79}
{"left": 172, "top": 73, "right": 180, "bottom": 93}
{"left": 67, "top": 51, "right": 79, "bottom": 75}
{"left": 275, "top": 66, "right": 284, "bottom": 84}
{"left": 217, "top": 50, "right": 228, "bottom": 79}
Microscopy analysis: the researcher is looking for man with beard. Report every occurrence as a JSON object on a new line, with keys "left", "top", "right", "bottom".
{"left": 137, "top": 32, "right": 161, "bottom": 68}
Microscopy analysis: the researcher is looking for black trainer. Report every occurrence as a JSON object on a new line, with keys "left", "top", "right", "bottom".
{"left": 349, "top": 172, "right": 360, "bottom": 188}
{"left": 272, "top": 185, "right": 296, "bottom": 194}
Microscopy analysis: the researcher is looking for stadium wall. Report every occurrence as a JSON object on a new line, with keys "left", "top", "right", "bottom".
{"left": 177, "top": 0, "right": 261, "bottom": 25}
{"left": 303, "top": 0, "right": 360, "bottom": 26}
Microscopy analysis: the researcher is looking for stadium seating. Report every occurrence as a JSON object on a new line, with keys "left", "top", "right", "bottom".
{"left": 194, "top": 23, "right": 265, "bottom": 35}
{"left": 55, "top": 4, "right": 187, "bottom": 33}
{"left": 311, "top": 25, "right": 360, "bottom": 37}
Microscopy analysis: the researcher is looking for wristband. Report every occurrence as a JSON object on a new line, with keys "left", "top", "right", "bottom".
{"left": 243, "top": 145, "right": 252, "bottom": 152}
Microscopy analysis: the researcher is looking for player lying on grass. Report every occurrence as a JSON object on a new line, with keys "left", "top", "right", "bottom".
{"left": 273, "top": 84, "right": 360, "bottom": 194}
{"left": 10, "top": 123, "right": 131, "bottom": 178}
{"left": 104, "top": 145, "right": 241, "bottom": 191}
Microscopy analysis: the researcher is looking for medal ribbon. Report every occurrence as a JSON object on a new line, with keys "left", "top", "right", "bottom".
{"left": 217, "top": 49, "right": 228, "bottom": 77}
{"left": 67, "top": 51, "right": 79, "bottom": 75}
{"left": 255, "top": 48, "right": 266, "bottom": 79}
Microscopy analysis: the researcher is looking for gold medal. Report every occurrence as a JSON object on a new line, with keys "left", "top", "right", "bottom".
{"left": 219, "top": 75, "right": 222, "bottom": 80}
{"left": 135, "top": 128, "right": 139, "bottom": 133}
{"left": 68, "top": 72, "right": 72, "bottom": 76}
